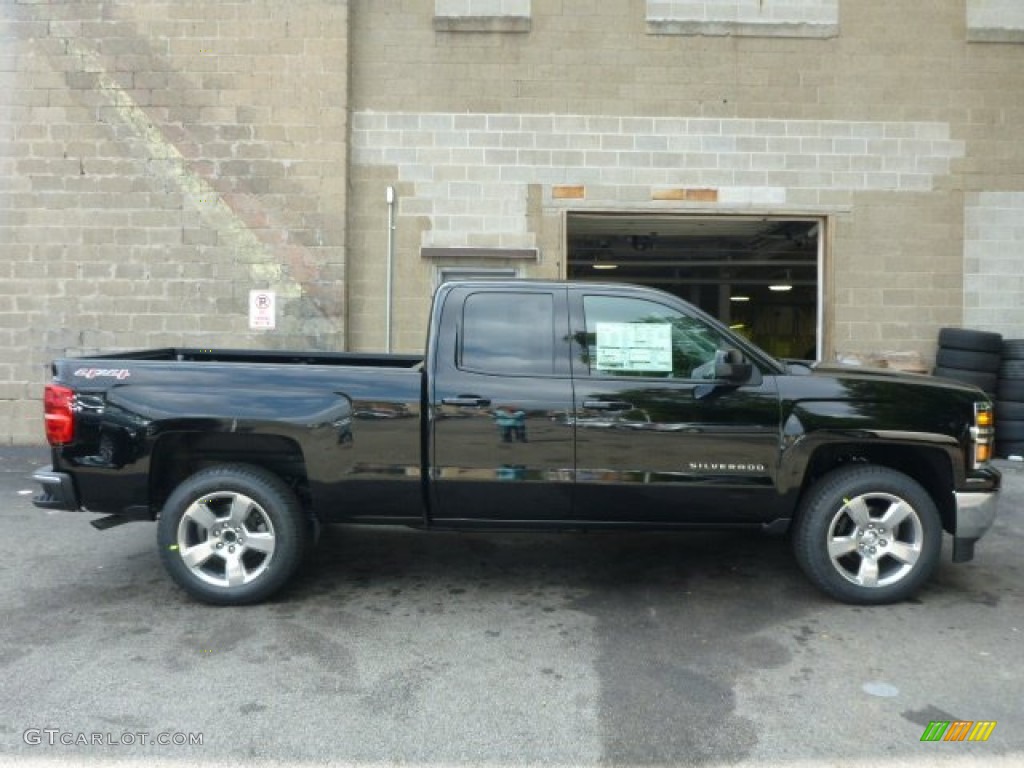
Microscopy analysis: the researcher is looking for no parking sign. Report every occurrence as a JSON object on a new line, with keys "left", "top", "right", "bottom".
{"left": 249, "top": 290, "right": 276, "bottom": 330}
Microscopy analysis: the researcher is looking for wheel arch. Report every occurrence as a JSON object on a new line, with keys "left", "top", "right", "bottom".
{"left": 149, "top": 431, "right": 311, "bottom": 518}
{"left": 795, "top": 441, "right": 957, "bottom": 535}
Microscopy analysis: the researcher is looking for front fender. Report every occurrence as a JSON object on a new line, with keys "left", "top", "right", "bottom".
{"left": 777, "top": 402, "right": 963, "bottom": 497}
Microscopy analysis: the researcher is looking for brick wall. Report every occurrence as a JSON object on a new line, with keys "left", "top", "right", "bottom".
{"left": 0, "top": 1, "right": 349, "bottom": 443}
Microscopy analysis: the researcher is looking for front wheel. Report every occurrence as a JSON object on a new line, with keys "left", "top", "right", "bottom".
{"left": 157, "top": 464, "right": 307, "bottom": 605}
{"left": 792, "top": 465, "right": 942, "bottom": 604}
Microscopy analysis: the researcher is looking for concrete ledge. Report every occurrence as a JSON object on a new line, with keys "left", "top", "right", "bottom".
{"left": 433, "top": 16, "right": 531, "bottom": 33}
{"left": 967, "top": 27, "right": 1024, "bottom": 44}
{"left": 422, "top": 247, "right": 539, "bottom": 261}
{"left": 646, "top": 20, "right": 838, "bottom": 39}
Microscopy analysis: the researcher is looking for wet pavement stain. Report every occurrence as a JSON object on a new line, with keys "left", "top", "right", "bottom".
{"left": 569, "top": 530, "right": 810, "bottom": 766}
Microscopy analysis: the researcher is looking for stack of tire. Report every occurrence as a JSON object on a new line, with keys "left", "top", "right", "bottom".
{"left": 997, "top": 338, "right": 1024, "bottom": 459}
{"left": 933, "top": 327, "right": 1002, "bottom": 399}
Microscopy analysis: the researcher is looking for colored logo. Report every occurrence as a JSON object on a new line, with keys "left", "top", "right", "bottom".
{"left": 920, "top": 720, "right": 996, "bottom": 742}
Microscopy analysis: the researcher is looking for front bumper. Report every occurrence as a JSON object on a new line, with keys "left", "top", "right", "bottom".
{"left": 951, "top": 488, "right": 1000, "bottom": 562}
{"left": 32, "top": 466, "right": 80, "bottom": 511}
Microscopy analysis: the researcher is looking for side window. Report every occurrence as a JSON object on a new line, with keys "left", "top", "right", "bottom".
{"left": 581, "top": 296, "right": 732, "bottom": 379}
{"left": 461, "top": 292, "right": 555, "bottom": 375}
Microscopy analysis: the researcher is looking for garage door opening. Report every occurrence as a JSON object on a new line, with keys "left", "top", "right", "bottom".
{"left": 567, "top": 214, "right": 822, "bottom": 360}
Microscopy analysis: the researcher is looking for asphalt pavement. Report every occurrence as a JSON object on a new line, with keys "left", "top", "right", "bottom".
{"left": 0, "top": 444, "right": 1021, "bottom": 768}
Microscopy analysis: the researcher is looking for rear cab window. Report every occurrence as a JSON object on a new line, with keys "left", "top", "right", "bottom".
{"left": 461, "top": 291, "right": 556, "bottom": 376}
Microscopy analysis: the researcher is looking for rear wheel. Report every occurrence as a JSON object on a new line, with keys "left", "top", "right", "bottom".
{"left": 157, "top": 464, "right": 307, "bottom": 605}
{"left": 792, "top": 465, "right": 942, "bottom": 604}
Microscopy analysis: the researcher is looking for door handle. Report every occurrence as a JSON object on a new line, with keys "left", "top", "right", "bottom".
{"left": 442, "top": 396, "right": 492, "bottom": 407}
{"left": 582, "top": 400, "right": 632, "bottom": 411}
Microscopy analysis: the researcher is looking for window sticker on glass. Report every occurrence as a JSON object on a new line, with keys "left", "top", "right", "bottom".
{"left": 595, "top": 322, "right": 673, "bottom": 372}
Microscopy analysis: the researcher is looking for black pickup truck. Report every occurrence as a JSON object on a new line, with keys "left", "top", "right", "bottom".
{"left": 34, "top": 281, "right": 1000, "bottom": 606}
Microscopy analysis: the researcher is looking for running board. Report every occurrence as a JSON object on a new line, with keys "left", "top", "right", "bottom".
{"left": 90, "top": 515, "right": 132, "bottom": 531}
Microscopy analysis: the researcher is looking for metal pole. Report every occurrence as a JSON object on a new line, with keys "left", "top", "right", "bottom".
{"left": 815, "top": 220, "right": 824, "bottom": 361}
{"left": 385, "top": 185, "right": 395, "bottom": 353}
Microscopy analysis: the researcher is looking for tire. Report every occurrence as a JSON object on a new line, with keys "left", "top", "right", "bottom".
{"left": 157, "top": 464, "right": 307, "bottom": 605}
{"left": 996, "top": 441, "right": 1024, "bottom": 459}
{"left": 934, "top": 347, "right": 1001, "bottom": 373}
{"left": 792, "top": 465, "right": 942, "bottom": 604}
{"left": 999, "top": 361, "right": 1024, "bottom": 380}
{"left": 996, "top": 401, "right": 1024, "bottom": 421}
{"left": 937, "top": 327, "right": 1002, "bottom": 354}
{"left": 998, "top": 380, "right": 1024, "bottom": 402}
{"left": 996, "top": 420, "right": 1024, "bottom": 442}
{"left": 1002, "top": 339, "right": 1024, "bottom": 360}
{"left": 932, "top": 367, "right": 997, "bottom": 394}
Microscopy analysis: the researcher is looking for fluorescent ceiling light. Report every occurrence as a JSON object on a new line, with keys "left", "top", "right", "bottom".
{"left": 770, "top": 269, "right": 793, "bottom": 291}
{"left": 592, "top": 263, "right": 618, "bottom": 270}
{"left": 730, "top": 295, "right": 751, "bottom": 302}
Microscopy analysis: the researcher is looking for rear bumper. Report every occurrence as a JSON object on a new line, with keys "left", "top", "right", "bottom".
{"left": 32, "top": 467, "right": 80, "bottom": 511}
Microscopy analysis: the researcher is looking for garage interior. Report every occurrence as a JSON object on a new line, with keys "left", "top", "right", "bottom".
{"left": 567, "top": 213, "right": 822, "bottom": 360}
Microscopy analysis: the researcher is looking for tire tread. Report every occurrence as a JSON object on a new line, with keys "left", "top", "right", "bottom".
{"left": 935, "top": 347, "right": 1001, "bottom": 373}
{"left": 937, "top": 327, "right": 1002, "bottom": 354}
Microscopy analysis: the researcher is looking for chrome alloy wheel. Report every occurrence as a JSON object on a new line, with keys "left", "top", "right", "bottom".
{"left": 825, "top": 492, "right": 924, "bottom": 588}
{"left": 176, "top": 492, "right": 277, "bottom": 588}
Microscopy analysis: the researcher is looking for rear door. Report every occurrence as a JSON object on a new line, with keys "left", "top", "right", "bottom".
{"left": 429, "top": 284, "right": 575, "bottom": 523}
{"left": 569, "top": 287, "right": 784, "bottom": 524}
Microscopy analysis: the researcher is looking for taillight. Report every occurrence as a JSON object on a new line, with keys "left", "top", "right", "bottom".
{"left": 44, "top": 384, "right": 75, "bottom": 445}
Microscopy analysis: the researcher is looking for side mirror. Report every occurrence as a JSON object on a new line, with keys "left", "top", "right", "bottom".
{"left": 713, "top": 348, "right": 753, "bottom": 383}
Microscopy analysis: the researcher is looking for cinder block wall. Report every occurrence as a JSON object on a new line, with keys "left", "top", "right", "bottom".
{"left": 1, "top": 1, "right": 349, "bottom": 443}
{"left": 347, "top": 1, "right": 1024, "bottom": 359}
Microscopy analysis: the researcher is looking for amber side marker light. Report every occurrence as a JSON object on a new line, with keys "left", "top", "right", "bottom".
{"left": 972, "top": 403, "right": 994, "bottom": 468}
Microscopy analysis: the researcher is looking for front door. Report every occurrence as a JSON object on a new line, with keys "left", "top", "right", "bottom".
{"left": 569, "top": 289, "right": 783, "bottom": 524}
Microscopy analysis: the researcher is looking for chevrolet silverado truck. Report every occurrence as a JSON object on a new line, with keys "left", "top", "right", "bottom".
{"left": 33, "top": 281, "right": 1000, "bottom": 606}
